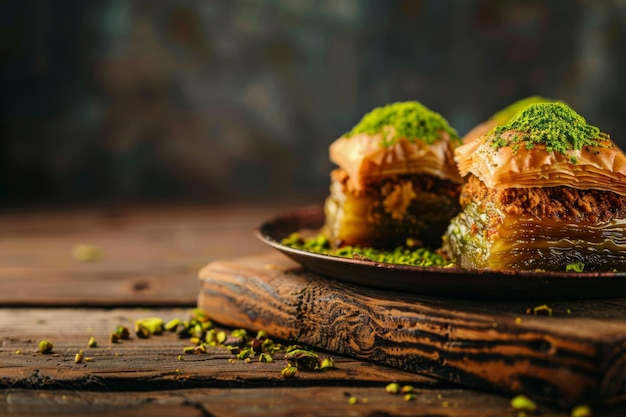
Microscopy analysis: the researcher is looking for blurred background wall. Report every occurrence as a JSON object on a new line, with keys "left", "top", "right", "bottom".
{"left": 1, "top": 0, "right": 625, "bottom": 207}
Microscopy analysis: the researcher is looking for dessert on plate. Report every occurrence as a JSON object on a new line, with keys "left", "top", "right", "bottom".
{"left": 443, "top": 102, "right": 626, "bottom": 271}
{"left": 322, "top": 101, "right": 463, "bottom": 249}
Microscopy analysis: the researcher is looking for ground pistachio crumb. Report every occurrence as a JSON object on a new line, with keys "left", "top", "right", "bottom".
{"left": 566, "top": 262, "right": 585, "bottom": 272}
{"left": 38, "top": 340, "right": 53, "bottom": 354}
{"left": 87, "top": 336, "right": 97, "bottom": 348}
{"left": 348, "top": 396, "right": 358, "bottom": 405}
{"left": 571, "top": 404, "right": 592, "bottom": 417}
{"left": 529, "top": 304, "right": 552, "bottom": 316}
{"left": 510, "top": 395, "right": 536, "bottom": 412}
{"left": 281, "top": 366, "right": 297, "bottom": 377}
{"left": 282, "top": 233, "right": 449, "bottom": 267}
{"left": 319, "top": 357, "right": 334, "bottom": 369}
{"left": 489, "top": 102, "right": 609, "bottom": 158}
{"left": 72, "top": 244, "right": 102, "bottom": 262}
{"left": 404, "top": 393, "right": 417, "bottom": 401}
{"left": 385, "top": 382, "right": 400, "bottom": 394}
{"left": 345, "top": 101, "right": 460, "bottom": 147}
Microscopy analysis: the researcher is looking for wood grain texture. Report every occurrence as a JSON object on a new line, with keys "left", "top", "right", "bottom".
{"left": 0, "top": 308, "right": 433, "bottom": 391}
{"left": 198, "top": 252, "right": 626, "bottom": 408}
{"left": 7, "top": 387, "right": 618, "bottom": 417}
{"left": 1, "top": 309, "right": 624, "bottom": 416}
{"left": 1, "top": 308, "right": 596, "bottom": 417}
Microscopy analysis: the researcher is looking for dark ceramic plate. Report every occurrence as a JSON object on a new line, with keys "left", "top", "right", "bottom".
{"left": 256, "top": 205, "right": 626, "bottom": 299}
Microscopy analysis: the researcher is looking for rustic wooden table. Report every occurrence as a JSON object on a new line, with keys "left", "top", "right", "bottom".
{"left": 1, "top": 202, "right": 625, "bottom": 416}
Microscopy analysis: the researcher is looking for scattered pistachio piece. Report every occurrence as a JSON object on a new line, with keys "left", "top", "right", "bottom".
{"left": 135, "top": 323, "right": 151, "bottom": 339}
{"left": 109, "top": 333, "right": 120, "bottom": 344}
{"left": 284, "top": 349, "right": 319, "bottom": 370}
{"left": 231, "top": 328, "right": 248, "bottom": 339}
{"left": 401, "top": 385, "right": 414, "bottom": 394}
{"left": 237, "top": 348, "right": 252, "bottom": 360}
{"left": 75, "top": 351, "right": 84, "bottom": 363}
{"left": 319, "top": 357, "right": 335, "bottom": 370}
{"left": 135, "top": 317, "right": 164, "bottom": 335}
{"left": 72, "top": 244, "right": 102, "bottom": 262}
{"left": 177, "top": 355, "right": 184, "bottom": 361}
{"left": 510, "top": 395, "right": 536, "bottom": 412}
{"left": 87, "top": 336, "right": 97, "bottom": 348}
{"left": 531, "top": 304, "right": 552, "bottom": 316}
{"left": 164, "top": 318, "right": 181, "bottom": 332}
{"left": 183, "top": 346, "right": 196, "bottom": 354}
{"left": 385, "top": 382, "right": 400, "bottom": 394}
{"left": 571, "top": 405, "right": 592, "bottom": 417}
{"left": 281, "top": 366, "right": 298, "bottom": 377}
{"left": 347, "top": 396, "right": 358, "bottom": 405}
{"left": 190, "top": 308, "right": 210, "bottom": 323}
{"left": 404, "top": 393, "right": 417, "bottom": 401}
{"left": 259, "top": 353, "right": 273, "bottom": 363}
{"left": 15, "top": 349, "right": 21, "bottom": 355}
{"left": 566, "top": 261, "right": 585, "bottom": 272}
{"left": 205, "top": 329, "right": 218, "bottom": 345}
{"left": 115, "top": 325, "right": 130, "bottom": 340}
{"left": 38, "top": 340, "right": 53, "bottom": 354}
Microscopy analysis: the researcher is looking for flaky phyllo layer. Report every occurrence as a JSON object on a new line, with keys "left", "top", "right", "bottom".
{"left": 330, "top": 130, "right": 462, "bottom": 194}
{"left": 443, "top": 176, "right": 626, "bottom": 271}
{"left": 444, "top": 103, "right": 626, "bottom": 271}
{"left": 456, "top": 133, "right": 626, "bottom": 196}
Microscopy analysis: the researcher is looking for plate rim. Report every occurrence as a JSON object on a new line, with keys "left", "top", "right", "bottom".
{"left": 255, "top": 205, "right": 626, "bottom": 300}
{"left": 256, "top": 204, "right": 626, "bottom": 281}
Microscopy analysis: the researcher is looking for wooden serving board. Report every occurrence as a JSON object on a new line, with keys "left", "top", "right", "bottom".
{"left": 197, "top": 252, "right": 626, "bottom": 408}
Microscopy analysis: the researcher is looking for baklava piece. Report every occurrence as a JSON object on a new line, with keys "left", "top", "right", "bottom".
{"left": 323, "top": 101, "right": 463, "bottom": 249}
{"left": 443, "top": 102, "right": 626, "bottom": 271}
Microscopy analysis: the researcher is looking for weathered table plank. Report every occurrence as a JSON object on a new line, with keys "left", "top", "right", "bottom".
{"left": 198, "top": 252, "right": 626, "bottom": 408}
{"left": 0, "top": 203, "right": 288, "bottom": 306}
{"left": 3, "top": 308, "right": 613, "bottom": 417}
{"left": 0, "top": 308, "right": 437, "bottom": 391}
{"left": 5, "top": 387, "right": 625, "bottom": 417}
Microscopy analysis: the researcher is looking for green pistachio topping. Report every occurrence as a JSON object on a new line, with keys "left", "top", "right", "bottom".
{"left": 282, "top": 233, "right": 450, "bottom": 267}
{"left": 490, "top": 96, "right": 562, "bottom": 125}
{"left": 490, "top": 102, "right": 609, "bottom": 157}
{"left": 346, "top": 101, "right": 460, "bottom": 147}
